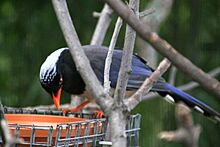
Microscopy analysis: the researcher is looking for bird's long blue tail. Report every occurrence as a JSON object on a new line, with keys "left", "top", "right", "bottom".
{"left": 163, "top": 83, "right": 220, "bottom": 122}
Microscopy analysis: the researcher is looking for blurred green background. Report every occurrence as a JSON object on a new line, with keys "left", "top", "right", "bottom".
{"left": 0, "top": 0, "right": 219, "bottom": 146}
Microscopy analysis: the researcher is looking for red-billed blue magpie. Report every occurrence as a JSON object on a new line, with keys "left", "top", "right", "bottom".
{"left": 39, "top": 45, "right": 220, "bottom": 121}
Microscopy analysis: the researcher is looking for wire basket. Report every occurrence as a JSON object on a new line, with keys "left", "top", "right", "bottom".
{"left": 0, "top": 107, "right": 141, "bottom": 147}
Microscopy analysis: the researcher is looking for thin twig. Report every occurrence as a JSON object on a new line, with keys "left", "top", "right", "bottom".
{"left": 91, "top": 4, "right": 113, "bottom": 45}
{"left": 139, "top": 8, "right": 156, "bottom": 18}
{"left": 93, "top": 11, "right": 101, "bottom": 18}
{"left": 125, "top": 58, "right": 171, "bottom": 110}
{"left": 104, "top": 17, "right": 123, "bottom": 94}
{"left": 168, "top": 66, "right": 177, "bottom": 85}
{"left": 179, "top": 67, "right": 220, "bottom": 91}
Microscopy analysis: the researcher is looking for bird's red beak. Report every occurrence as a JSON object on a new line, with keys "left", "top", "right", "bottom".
{"left": 52, "top": 86, "right": 62, "bottom": 110}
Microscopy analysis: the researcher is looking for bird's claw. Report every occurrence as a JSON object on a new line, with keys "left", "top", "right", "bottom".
{"left": 62, "top": 107, "right": 80, "bottom": 114}
{"left": 93, "top": 110, "right": 104, "bottom": 118}
{"left": 62, "top": 100, "right": 91, "bottom": 114}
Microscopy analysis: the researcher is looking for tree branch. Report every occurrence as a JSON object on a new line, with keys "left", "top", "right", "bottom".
{"left": 90, "top": 4, "right": 113, "bottom": 45}
{"left": 108, "top": 1, "right": 139, "bottom": 146}
{"left": 125, "top": 58, "right": 171, "bottom": 110}
{"left": 114, "top": 0, "right": 139, "bottom": 104}
{"left": 52, "top": 0, "right": 113, "bottom": 113}
{"left": 139, "top": 8, "right": 156, "bottom": 18}
{"left": 73, "top": 4, "right": 114, "bottom": 108}
{"left": 0, "top": 101, "right": 10, "bottom": 147}
{"left": 0, "top": 100, "right": 22, "bottom": 147}
{"left": 104, "top": 17, "right": 123, "bottom": 93}
{"left": 178, "top": 67, "right": 220, "bottom": 91}
{"left": 159, "top": 102, "right": 201, "bottom": 147}
{"left": 168, "top": 66, "right": 177, "bottom": 85}
{"left": 137, "top": 0, "right": 174, "bottom": 68}
{"left": 103, "top": 0, "right": 220, "bottom": 99}
{"left": 72, "top": 4, "right": 113, "bottom": 109}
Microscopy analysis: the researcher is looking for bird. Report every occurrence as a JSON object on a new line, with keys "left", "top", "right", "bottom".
{"left": 39, "top": 45, "right": 220, "bottom": 121}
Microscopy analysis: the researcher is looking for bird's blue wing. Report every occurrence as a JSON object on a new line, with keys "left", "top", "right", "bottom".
{"left": 109, "top": 49, "right": 157, "bottom": 90}
{"left": 126, "top": 55, "right": 167, "bottom": 91}
{"left": 84, "top": 45, "right": 165, "bottom": 91}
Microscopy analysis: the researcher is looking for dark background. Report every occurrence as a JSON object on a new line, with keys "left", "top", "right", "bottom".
{"left": 0, "top": 0, "right": 219, "bottom": 146}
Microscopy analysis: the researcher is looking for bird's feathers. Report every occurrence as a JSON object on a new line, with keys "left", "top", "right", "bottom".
{"left": 40, "top": 48, "right": 67, "bottom": 84}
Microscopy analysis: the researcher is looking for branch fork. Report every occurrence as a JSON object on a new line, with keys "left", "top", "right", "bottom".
{"left": 159, "top": 103, "right": 201, "bottom": 147}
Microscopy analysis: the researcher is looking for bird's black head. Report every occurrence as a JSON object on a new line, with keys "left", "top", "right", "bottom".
{"left": 40, "top": 73, "right": 62, "bottom": 96}
{"left": 39, "top": 48, "right": 67, "bottom": 109}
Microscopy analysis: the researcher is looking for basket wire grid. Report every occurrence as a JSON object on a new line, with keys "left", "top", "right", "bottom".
{"left": 55, "top": 119, "right": 107, "bottom": 147}
{"left": 0, "top": 107, "right": 141, "bottom": 147}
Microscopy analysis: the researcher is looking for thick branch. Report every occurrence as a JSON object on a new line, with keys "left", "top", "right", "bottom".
{"left": 103, "top": 0, "right": 220, "bottom": 99}
{"left": 52, "top": 0, "right": 113, "bottom": 113}
{"left": 91, "top": 4, "right": 113, "bottom": 45}
{"left": 125, "top": 58, "right": 171, "bottom": 110}
{"left": 109, "top": 109, "right": 128, "bottom": 147}
{"left": 114, "top": 0, "right": 139, "bottom": 104}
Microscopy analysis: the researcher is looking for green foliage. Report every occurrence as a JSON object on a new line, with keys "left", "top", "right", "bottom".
{"left": 0, "top": 0, "right": 219, "bottom": 146}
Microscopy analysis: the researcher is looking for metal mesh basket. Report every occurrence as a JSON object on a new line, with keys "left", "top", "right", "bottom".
{"left": 0, "top": 107, "right": 141, "bottom": 146}
{"left": 55, "top": 119, "right": 107, "bottom": 147}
